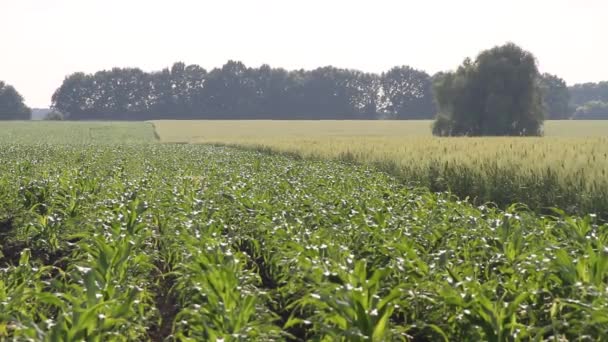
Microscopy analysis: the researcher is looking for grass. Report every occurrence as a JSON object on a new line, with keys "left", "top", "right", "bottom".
{"left": 0, "top": 121, "right": 158, "bottom": 144}
{"left": 152, "top": 120, "right": 608, "bottom": 218}
{"left": 0, "top": 142, "right": 607, "bottom": 340}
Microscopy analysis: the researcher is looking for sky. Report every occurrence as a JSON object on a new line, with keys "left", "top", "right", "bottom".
{"left": 2, "top": 0, "right": 607, "bottom": 108}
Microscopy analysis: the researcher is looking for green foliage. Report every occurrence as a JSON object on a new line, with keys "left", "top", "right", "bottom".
{"left": 433, "top": 43, "right": 545, "bottom": 136}
{"left": 379, "top": 66, "right": 435, "bottom": 119}
{"left": 0, "top": 121, "right": 157, "bottom": 144}
{"left": 294, "top": 260, "right": 404, "bottom": 341}
{"left": 573, "top": 101, "right": 608, "bottom": 120}
{"left": 0, "top": 142, "right": 606, "bottom": 341}
{"left": 569, "top": 81, "right": 608, "bottom": 108}
{"left": 50, "top": 61, "right": 435, "bottom": 120}
{"left": 0, "top": 81, "right": 31, "bottom": 120}
{"left": 539, "top": 73, "right": 572, "bottom": 119}
{"left": 43, "top": 111, "right": 65, "bottom": 121}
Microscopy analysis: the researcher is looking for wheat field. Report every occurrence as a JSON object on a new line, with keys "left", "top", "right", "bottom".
{"left": 152, "top": 120, "right": 608, "bottom": 216}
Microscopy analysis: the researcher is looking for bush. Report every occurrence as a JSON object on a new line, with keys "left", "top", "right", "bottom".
{"left": 573, "top": 101, "right": 608, "bottom": 120}
{"left": 44, "top": 111, "right": 65, "bottom": 121}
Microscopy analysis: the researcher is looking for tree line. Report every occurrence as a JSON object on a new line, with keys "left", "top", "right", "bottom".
{"left": 537, "top": 77, "right": 608, "bottom": 120}
{"left": 1, "top": 59, "right": 608, "bottom": 122}
{"left": 43, "top": 65, "right": 608, "bottom": 122}
{"left": 569, "top": 82, "right": 608, "bottom": 119}
{"left": 50, "top": 62, "right": 436, "bottom": 120}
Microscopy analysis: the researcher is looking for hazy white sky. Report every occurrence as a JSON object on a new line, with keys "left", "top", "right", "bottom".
{"left": 2, "top": 0, "right": 607, "bottom": 107}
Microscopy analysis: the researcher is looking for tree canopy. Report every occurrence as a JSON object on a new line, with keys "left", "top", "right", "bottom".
{"left": 41, "top": 57, "right": 608, "bottom": 122}
{"left": 51, "top": 62, "right": 436, "bottom": 120}
{"left": 569, "top": 82, "right": 608, "bottom": 107}
{"left": 380, "top": 66, "right": 436, "bottom": 119}
{"left": 432, "top": 43, "right": 544, "bottom": 136}
{"left": 572, "top": 101, "right": 608, "bottom": 120}
{"left": 0, "top": 81, "right": 31, "bottom": 120}
{"left": 539, "top": 73, "right": 572, "bottom": 119}
{"left": 568, "top": 82, "right": 608, "bottom": 120}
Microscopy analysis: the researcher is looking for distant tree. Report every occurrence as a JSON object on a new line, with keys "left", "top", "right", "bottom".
{"left": 179, "top": 64, "right": 207, "bottom": 117}
{"left": 379, "top": 66, "right": 435, "bottom": 119}
{"left": 539, "top": 73, "right": 572, "bottom": 119}
{"left": 51, "top": 73, "right": 94, "bottom": 119}
{"left": 247, "top": 65, "right": 295, "bottom": 118}
{"left": 572, "top": 101, "right": 608, "bottom": 120}
{"left": 0, "top": 81, "right": 31, "bottom": 120}
{"left": 569, "top": 81, "right": 608, "bottom": 107}
{"left": 345, "top": 71, "right": 381, "bottom": 119}
{"left": 89, "top": 68, "right": 150, "bottom": 119}
{"left": 202, "top": 61, "right": 257, "bottom": 118}
{"left": 149, "top": 63, "right": 207, "bottom": 119}
{"left": 289, "top": 66, "right": 375, "bottom": 119}
{"left": 432, "top": 43, "right": 544, "bottom": 136}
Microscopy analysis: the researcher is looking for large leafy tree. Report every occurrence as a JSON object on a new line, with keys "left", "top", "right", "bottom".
{"left": 539, "top": 73, "right": 572, "bottom": 119}
{"left": 201, "top": 61, "right": 257, "bottom": 118}
{"left": 0, "top": 81, "right": 31, "bottom": 120}
{"left": 379, "top": 66, "right": 435, "bottom": 119}
{"left": 345, "top": 70, "right": 381, "bottom": 119}
{"left": 51, "top": 73, "right": 93, "bottom": 119}
{"left": 433, "top": 43, "right": 544, "bottom": 136}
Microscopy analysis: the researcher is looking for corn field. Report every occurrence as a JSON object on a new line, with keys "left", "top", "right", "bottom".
{"left": 1, "top": 138, "right": 607, "bottom": 340}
